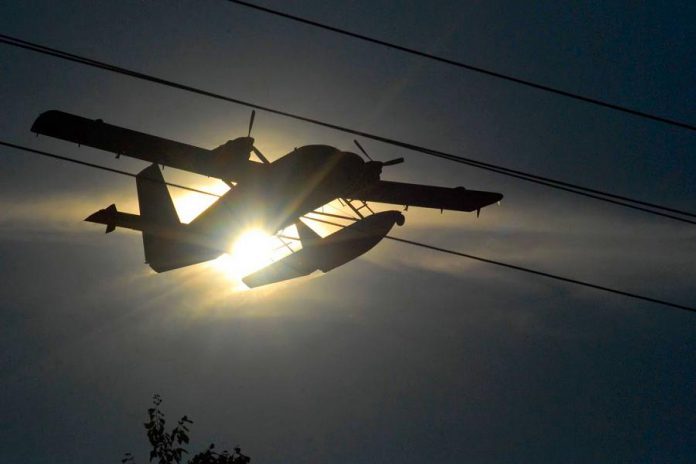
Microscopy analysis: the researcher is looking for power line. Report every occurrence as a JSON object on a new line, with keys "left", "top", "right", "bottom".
{"left": 416, "top": 155, "right": 696, "bottom": 225}
{"left": 301, "top": 215, "right": 696, "bottom": 314}
{"left": 19, "top": 136, "right": 690, "bottom": 233}
{"left": 0, "top": 141, "right": 221, "bottom": 197}
{"left": 229, "top": 0, "right": 696, "bottom": 132}
{"left": 4, "top": 139, "right": 693, "bottom": 314}
{"left": 1, "top": 33, "right": 694, "bottom": 223}
{"left": 386, "top": 236, "right": 695, "bottom": 313}
{"left": 1, "top": 33, "right": 695, "bottom": 225}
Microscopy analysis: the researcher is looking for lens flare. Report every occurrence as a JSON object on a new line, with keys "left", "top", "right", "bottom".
{"left": 210, "top": 229, "right": 276, "bottom": 281}
{"left": 168, "top": 187, "right": 302, "bottom": 287}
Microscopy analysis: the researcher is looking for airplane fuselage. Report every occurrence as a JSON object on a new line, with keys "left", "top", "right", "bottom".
{"left": 188, "top": 144, "right": 380, "bottom": 247}
{"left": 37, "top": 109, "right": 504, "bottom": 276}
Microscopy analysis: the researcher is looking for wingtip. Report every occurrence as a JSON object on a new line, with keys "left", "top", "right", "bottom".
{"left": 30, "top": 109, "right": 64, "bottom": 134}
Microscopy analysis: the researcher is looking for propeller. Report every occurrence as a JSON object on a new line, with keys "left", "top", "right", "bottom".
{"left": 354, "top": 140, "right": 404, "bottom": 167}
{"left": 382, "top": 157, "right": 404, "bottom": 166}
{"left": 244, "top": 110, "right": 270, "bottom": 164}
{"left": 248, "top": 110, "right": 256, "bottom": 137}
{"left": 354, "top": 139, "right": 373, "bottom": 161}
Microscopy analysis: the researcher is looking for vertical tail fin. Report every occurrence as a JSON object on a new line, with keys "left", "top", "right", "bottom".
{"left": 136, "top": 164, "right": 219, "bottom": 272}
{"left": 137, "top": 164, "right": 180, "bottom": 269}
{"left": 136, "top": 164, "right": 180, "bottom": 226}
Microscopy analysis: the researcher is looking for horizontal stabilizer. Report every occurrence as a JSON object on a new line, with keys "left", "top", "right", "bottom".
{"left": 85, "top": 203, "right": 118, "bottom": 233}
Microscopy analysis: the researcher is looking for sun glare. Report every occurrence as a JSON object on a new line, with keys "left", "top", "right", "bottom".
{"left": 210, "top": 229, "right": 277, "bottom": 282}
{"left": 172, "top": 183, "right": 230, "bottom": 224}
{"left": 170, "top": 186, "right": 301, "bottom": 287}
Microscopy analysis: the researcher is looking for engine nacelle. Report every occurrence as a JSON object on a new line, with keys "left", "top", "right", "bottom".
{"left": 211, "top": 137, "right": 254, "bottom": 171}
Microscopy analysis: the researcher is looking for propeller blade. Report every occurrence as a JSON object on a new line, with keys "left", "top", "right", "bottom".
{"left": 353, "top": 139, "right": 373, "bottom": 161}
{"left": 248, "top": 110, "right": 256, "bottom": 137}
{"left": 252, "top": 146, "right": 270, "bottom": 164}
{"left": 382, "top": 157, "right": 404, "bottom": 166}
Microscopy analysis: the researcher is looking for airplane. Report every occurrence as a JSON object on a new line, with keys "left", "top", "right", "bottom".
{"left": 30, "top": 110, "right": 503, "bottom": 287}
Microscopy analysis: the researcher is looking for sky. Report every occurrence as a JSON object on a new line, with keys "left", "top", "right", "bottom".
{"left": 1, "top": 1, "right": 695, "bottom": 462}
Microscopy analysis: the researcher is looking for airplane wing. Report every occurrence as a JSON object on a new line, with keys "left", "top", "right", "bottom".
{"left": 350, "top": 180, "right": 503, "bottom": 212}
{"left": 31, "top": 110, "right": 260, "bottom": 181}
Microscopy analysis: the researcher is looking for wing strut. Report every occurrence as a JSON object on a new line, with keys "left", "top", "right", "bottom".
{"left": 343, "top": 198, "right": 374, "bottom": 219}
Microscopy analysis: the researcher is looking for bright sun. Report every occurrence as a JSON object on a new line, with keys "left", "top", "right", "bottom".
{"left": 171, "top": 187, "right": 281, "bottom": 284}
{"left": 210, "top": 229, "right": 277, "bottom": 281}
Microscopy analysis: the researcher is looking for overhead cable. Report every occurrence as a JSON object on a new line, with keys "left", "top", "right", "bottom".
{"left": 4, "top": 139, "right": 693, "bottom": 314}
{"left": 229, "top": 0, "right": 695, "bottom": 132}
{"left": 301, "top": 215, "right": 696, "bottom": 314}
{"left": 0, "top": 140, "right": 221, "bottom": 197}
{"left": 1, "top": 33, "right": 695, "bottom": 225}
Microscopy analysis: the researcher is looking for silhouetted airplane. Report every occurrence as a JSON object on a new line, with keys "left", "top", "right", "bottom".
{"left": 31, "top": 110, "right": 503, "bottom": 287}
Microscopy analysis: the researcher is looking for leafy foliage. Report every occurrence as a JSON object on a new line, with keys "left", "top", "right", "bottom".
{"left": 122, "top": 395, "right": 250, "bottom": 464}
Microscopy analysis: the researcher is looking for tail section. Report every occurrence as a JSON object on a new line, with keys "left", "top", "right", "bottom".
{"left": 136, "top": 164, "right": 220, "bottom": 272}
{"left": 136, "top": 163, "right": 181, "bottom": 269}
{"left": 85, "top": 164, "right": 222, "bottom": 272}
{"left": 85, "top": 203, "right": 119, "bottom": 233}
